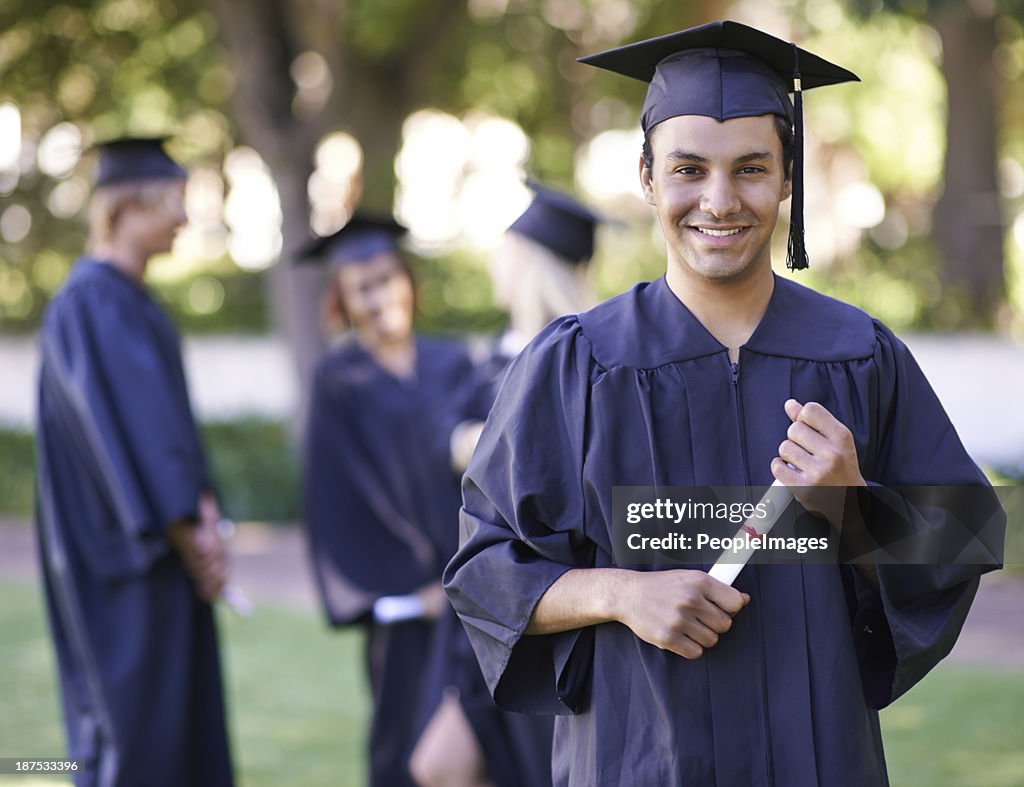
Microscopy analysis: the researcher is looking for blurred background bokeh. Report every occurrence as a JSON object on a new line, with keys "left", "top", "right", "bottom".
{"left": 2, "top": 0, "right": 1023, "bottom": 519}
{"left": 1, "top": 1, "right": 1023, "bottom": 785}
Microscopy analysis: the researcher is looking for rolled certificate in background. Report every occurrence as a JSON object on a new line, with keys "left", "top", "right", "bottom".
{"left": 373, "top": 594, "right": 427, "bottom": 624}
{"left": 708, "top": 481, "right": 793, "bottom": 586}
{"left": 215, "top": 518, "right": 253, "bottom": 617}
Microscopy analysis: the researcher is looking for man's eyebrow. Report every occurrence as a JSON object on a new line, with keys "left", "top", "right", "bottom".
{"left": 663, "top": 150, "right": 775, "bottom": 163}
{"left": 736, "top": 151, "right": 774, "bottom": 164}
{"left": 665, "top": 150, "right": 708, "bottom": 163}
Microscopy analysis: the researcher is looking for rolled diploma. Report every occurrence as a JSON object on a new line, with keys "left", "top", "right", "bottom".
{"left": 214, "top": 518, "right": 253, "bottom": 618}
{"left": 373, "top": 594, "right": 427, "bottom": 624}
{"left": 707, "top": 481, "right": 794, "bottom": 586}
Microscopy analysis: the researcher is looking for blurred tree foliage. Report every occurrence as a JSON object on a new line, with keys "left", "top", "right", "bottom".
{"left": 0, "top": 0, "right": 233, "bottom": 330}
{"left": 1, "top": 0, "right": 1021, "bottom": 348}
{"left": 414, "top": 248, "right": 506, "bottom": 336}
{"left": 841, "top": 0, "right": 1024, "bottom": 328}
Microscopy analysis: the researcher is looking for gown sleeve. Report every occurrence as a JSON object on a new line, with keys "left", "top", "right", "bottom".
{"left": 42, "top": 276, "right": 208, "bottom": 540}
{"left": 416, "top": 343, "right": 495, "bottom": 476}
{"left": 848, "top": 321, "right": 1004, "bottom": 708}
{"left": 444, "top": 317, "right": 596, "bottom": 714}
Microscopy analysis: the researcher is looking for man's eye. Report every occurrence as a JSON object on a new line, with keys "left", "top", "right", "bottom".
{"left": 674, "top": 166, "right": 701, "bottom": 176}
{"left": 739, "top": 166, "right": 765, "bottom": 175}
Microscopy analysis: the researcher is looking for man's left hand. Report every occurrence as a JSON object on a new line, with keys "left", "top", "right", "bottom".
{"left": 771, "top": 399, "right": 866, "bottom": 527}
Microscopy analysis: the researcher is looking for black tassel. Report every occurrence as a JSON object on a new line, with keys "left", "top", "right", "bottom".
{"left": 787, "top": 44, "right": 809, "bottom": 271}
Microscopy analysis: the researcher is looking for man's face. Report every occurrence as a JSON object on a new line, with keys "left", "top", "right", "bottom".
{"left": 640, "top": 114, "right": 791, "bottom": 284}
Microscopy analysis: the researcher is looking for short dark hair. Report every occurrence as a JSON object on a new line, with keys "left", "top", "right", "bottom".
{"left": 641, "top": 115, "right": 795, "bottom": 180}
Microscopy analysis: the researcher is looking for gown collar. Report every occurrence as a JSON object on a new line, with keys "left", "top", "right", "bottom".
{"left": 579, "top": 273, "right": 876, "bottom": 370}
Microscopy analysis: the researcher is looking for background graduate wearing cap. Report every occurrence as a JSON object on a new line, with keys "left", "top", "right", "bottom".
{"left": 409, "top": 182, "right": 601, "bottom": 787}
{"left": 488, "top": 182, "right": 600, "bottom": 356}
{"left": 444, "top": 21, "right": 1002, "bottom": 786}
{"left": 447, "top": 181, "right": 600, "bottom": 474}
{"left": 299, "top": 214, "right": 490, "bottom": 787}
{"left": 35, "top": 138, "right": 234, "bottom": 786}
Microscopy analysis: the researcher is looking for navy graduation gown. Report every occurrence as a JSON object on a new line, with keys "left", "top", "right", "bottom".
{"left": 303, "top": 336, "right": 478, "bottom": 787}
{"left": 417, "top": 343, "right": 555, "bottom": 787}
{"left": 35, "top": 259, "right": 233, "bottom": 787}
{"left": 445, "top": 275, "right": 1000, "bottom": 787}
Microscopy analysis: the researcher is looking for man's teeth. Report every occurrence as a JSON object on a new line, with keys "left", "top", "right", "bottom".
{"left": 696, "top": 227, "right": 744, "bottom": 237}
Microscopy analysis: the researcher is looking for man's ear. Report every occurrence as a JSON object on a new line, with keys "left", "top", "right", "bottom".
{"left": 781, "top": 167, "right": 793, "bottom": 201}
{"left": 639, "top": 156, "right": 656, "bottom": 206}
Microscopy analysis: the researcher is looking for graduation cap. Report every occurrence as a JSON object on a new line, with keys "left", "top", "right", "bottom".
{"left": 93, "top": 137, "right": 187, "bottom": 187}
{"left": 578, "top": 20, "right": 859, "bottom": 270}
{"left": 508, "top": 181, "right": 602, "bottom": 266}
{"left": 297, "top": 213, "right": 407, "bottom": 266}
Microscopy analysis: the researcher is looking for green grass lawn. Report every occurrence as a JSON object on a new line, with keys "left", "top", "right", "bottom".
{"left": 1, "top": 578, "right": 1022, "bottom": 786}
{"left": 0, "top": 581, "right": 369, "bottom": 786}
{"left": 880, "top": 666, "right": 1024, "bottom": 787}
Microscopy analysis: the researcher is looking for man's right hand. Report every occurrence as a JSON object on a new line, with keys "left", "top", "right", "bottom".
{"left": 614, "top": 569, "right": 749, "bottom": 659}
{"left": 527, "top": 567, "right": 748, "bottom": 660}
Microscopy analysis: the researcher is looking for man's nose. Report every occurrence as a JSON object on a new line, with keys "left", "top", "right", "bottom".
{"left": 699, "top": 173, "right": 742, "bottom": 218}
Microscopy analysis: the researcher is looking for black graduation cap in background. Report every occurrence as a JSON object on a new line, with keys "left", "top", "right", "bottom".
{"left": 508, "top": 181, "right": 602, "bottom": 266}
{"left": 578, "top": 20, "right": 859, "bottom": 270}
{"left": 297, "top": 213, "right": 407, "bottom": 266}
{"left": 93, "top": 137, "right": 187, "bottom": 187}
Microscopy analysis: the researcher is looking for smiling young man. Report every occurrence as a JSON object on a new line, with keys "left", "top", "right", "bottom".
{"left": 444, "top": 21, "right": 1000, "bottom": 786}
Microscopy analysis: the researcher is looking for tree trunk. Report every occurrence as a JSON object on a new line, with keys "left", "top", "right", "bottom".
{"left": 345, "top": 68, "right": 409, "bottom": 212}
{"left": 208, "top": 0, "right": 469, "bottom": 425}
{"left": 208, "top": 0, "right": 326, "bottom": 429}
{"left": 264, "top": 155, "right": 326, "bottom": 425}
{"left": 932, "top": 5, "right": 1005, "bottom": 327}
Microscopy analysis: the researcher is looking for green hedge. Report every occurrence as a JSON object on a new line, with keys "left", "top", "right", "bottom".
{"left": 0, "top": 429, "right": 36, "bottom": 516}
{"left": 0, "top": 419, "right": 301, "bottom": 523}
{"left": 203, "top": 419, "right": 301, "bottom": 523}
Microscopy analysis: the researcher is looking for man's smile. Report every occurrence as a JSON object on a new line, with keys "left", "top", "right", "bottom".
{"left": 693, "top": 226, "right": 746, "bottom": 237}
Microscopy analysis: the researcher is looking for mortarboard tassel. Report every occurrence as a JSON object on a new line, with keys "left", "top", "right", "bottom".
{"left": 787, "top": 44, "right": 809, "bottom": 270}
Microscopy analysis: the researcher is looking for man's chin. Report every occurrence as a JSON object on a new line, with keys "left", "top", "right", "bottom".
{"left": 681, "top": 257, "right": 756, "bottom": 283}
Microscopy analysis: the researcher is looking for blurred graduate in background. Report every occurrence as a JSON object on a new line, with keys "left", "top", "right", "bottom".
{"left": 409, "top": 183, "right": 602, "bottom": 787}
{"left": 448, "top": 182, "right": 602, "bottom": 473}
{"left": 300, "top": 214, "right": 485, "bottom": 787}
{"left": 35, "top": 137, "right": 234, "bottom": 786}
